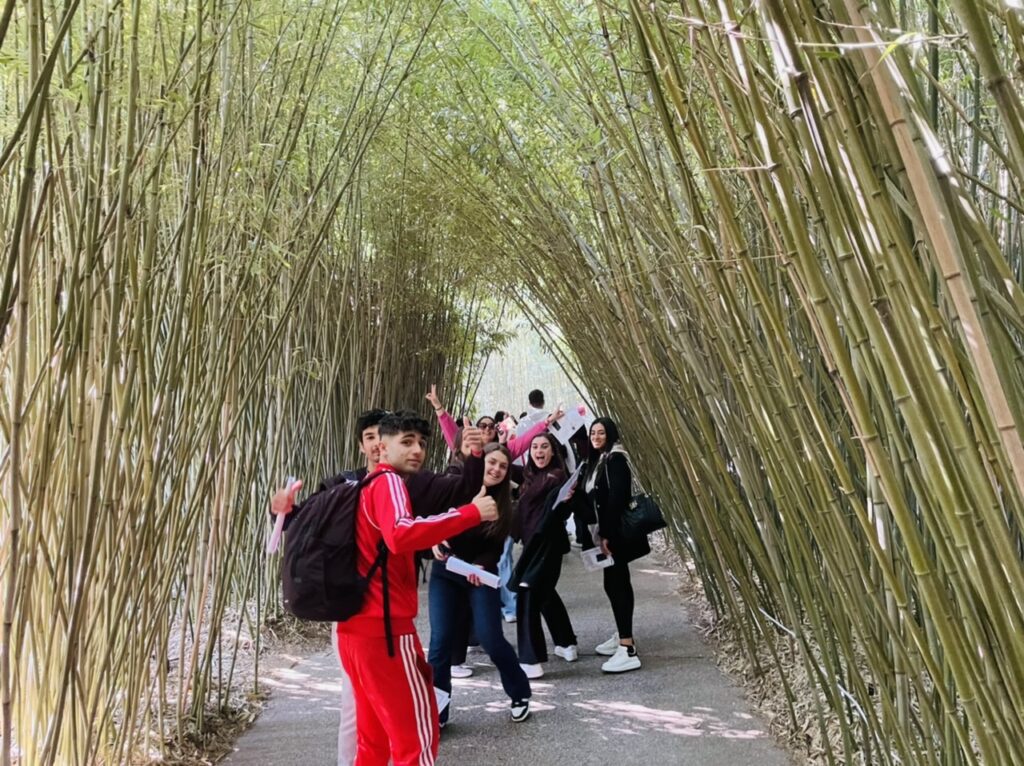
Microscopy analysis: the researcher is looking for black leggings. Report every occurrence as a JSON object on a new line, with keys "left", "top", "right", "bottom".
{"left": 602, "top": 560, "right": 634, "bottom": 639}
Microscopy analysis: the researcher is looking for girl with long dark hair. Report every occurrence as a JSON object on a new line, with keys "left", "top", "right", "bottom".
{"left": 427, "top": 443, "right": 532, "bottom": 723}
{"left": 579, "top": 417, "right": 646, "bottom": 673}
{"left": 513, "top": 433, "right": 578, "bottom": 679}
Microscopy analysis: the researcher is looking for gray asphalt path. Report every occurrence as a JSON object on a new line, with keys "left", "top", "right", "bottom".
{"left": 224, "top": 550, "right": 794, "bottom": 765}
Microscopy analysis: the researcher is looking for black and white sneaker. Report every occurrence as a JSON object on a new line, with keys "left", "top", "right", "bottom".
{"left": 510, "top": 698, "right": 530, "bottom": 722}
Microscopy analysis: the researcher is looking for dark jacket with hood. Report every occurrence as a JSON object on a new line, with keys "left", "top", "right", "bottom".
{"left": 514, "top": 466, "right": 567, "bottom": 546}
{"left": 510, "top": 487, "right": 572, "bottom": 590}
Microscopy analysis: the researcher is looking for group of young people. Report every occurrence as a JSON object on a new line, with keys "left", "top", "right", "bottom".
{"left": 270, "top": 387, "right": 647, "bottom": 766}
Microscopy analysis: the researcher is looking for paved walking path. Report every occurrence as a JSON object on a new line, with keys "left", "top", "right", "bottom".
{"left": 224, "top": 550, "right": 794, "bottom": 765}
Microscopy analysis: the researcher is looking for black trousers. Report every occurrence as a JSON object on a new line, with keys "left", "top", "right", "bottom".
{"left": 602, "top": 559, "right": 634, "bottom": 639}
{"left": 516, "top": 557, "right": 577, "bottom": 664}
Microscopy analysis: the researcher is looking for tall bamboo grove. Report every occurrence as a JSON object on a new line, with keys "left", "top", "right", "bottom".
{"left": 0, "top": 0, "right": 496, "bottom": 763}
{"left": 405, "top": 1, "right": 1024, "bottom": 763}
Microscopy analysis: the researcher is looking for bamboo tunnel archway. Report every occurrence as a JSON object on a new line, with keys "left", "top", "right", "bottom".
{"left": 4, "top": 0, "right": 1024, "bottom": 763}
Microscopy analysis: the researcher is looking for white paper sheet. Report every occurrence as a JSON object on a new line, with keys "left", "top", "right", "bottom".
{"left": 547, "top": 407, "right": 591, "bottom": 446}
{"left": 553, "top": 463, "right": 583, "bottom": 508}
{"left": 445, "top": 556, "right": 501, "bottom": 588}
{"left": 435, "top": 686, "right": 451, "bottom": 710}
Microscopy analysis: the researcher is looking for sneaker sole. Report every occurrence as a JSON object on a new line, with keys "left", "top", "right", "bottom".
{"left": 511, "top": 710, "right": 531, "bottom": 722}
{"left": 595, "top": 647, "right": 617, "bottom": 656}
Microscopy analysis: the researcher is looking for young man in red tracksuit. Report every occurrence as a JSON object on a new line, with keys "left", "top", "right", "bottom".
{"left": 337, "top": 410, "right": 497, "bottom": 766}
{"left": 272, "top": 408, "right": 489, "bottom": 766}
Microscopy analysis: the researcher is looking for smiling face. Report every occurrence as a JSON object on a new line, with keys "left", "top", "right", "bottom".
{"left": 379, "top": 430, "right": 427, "bottom": 475}
{"left": 530, "top": 436, "right": 553, "bottom": 469}
{"left": 477, "top": 418, "right": 498, "bottom": 443}
{"left": 590, "top": 422, "right": 608, "bottom": 451}
{"left": 483, "top": 449, "right": 510, "bottom": 487}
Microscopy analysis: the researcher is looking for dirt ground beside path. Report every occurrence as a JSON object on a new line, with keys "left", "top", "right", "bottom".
{"left": 223, "top": 550, "right": 796, "bottom": 766}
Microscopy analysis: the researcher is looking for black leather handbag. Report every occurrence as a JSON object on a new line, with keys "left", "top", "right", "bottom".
{"left": 622, "top": 492, "right": 667, "bottom": 540}
{"left": 603, "top": 452, "right": 667, "bottom": 544}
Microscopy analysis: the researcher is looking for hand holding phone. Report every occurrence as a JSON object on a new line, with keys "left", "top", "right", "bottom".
{"left": 432, "top": 541, "right": 452, "bottom": 561}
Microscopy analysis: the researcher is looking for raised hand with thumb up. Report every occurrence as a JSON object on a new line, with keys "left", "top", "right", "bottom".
{"left": 461, "top": 417, "right": 484, "bottom": 456}
{"left": 472, "top": 484, "right": 498, "bottom": 521}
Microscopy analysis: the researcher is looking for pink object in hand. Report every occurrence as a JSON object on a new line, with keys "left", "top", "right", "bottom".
{"left": 267, "top": 514, "right": 286, "bottom": 554}
{"left": 267, "top": 477, "right": 299, "bottom": 554}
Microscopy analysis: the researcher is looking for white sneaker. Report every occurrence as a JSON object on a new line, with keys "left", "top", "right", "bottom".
{"left": 601, "top": 645, "right": 641, "bottom": 673}
{"left": 595, "top": 632, "right": 619, "bottom": 656}
{"left": 450, "top": 664, "right": 474, "bottom": 678}
{"left": 520, "top": 662, "right": 544, "bottom": 679}
{"left": 554, "top": 645, "right": 578, "bottom": 662}
{"left": 503, "top": 613, "right": 517, "bottom": 623}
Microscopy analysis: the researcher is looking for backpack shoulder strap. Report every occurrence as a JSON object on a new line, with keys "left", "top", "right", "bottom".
{"left": 358, "top": 468, "right": 399, "bottom": 657}
{"left": 357, "top": 469, "right": 397, "bottom": 579}
{"left": 357, "top": 467, "right": 397, "bottom": 490}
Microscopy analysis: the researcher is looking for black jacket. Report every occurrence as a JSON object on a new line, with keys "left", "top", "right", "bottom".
{"left": 581, "top": 450, "right": 650, "bottom": 563}
{"left": 585, "top": 452, "right": 630, "bottom": 544}
{"left": 447, "top": 522, "right": 505, "bottom": 573}
{"left": 282, "top": 453, "right": 485, "bottom": 529}
{"left": 513, "top": 467, "right": 566, "bottom": 545}
{"left": 511, "top": 488, "right": 571, "bottom": 590}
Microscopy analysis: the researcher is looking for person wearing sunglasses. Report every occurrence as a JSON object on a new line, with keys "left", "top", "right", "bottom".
{"left": 475, "top": 417, "right": 500, "bottom": 444}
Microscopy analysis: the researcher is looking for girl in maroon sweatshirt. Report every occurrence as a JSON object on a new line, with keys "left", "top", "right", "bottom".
{"left": 514, "top": 433, "right": 578, "bottom": 677}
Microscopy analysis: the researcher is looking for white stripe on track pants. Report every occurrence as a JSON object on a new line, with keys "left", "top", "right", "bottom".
{"left": 337, "top": 631, "right": 439, "bottom": 766}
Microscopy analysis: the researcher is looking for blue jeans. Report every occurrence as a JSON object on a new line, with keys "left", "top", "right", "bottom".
{"left": 427, "top": 561, "right": 531, "bottom": 704}
{"left": 498, "top": 537, "right": 517, "bottom": 618}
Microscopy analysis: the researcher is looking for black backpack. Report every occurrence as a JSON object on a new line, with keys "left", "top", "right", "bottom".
{"left": 280, "top": 469, "right": 397, "bottom": 654}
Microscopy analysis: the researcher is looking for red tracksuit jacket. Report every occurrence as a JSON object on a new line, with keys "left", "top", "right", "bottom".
{"left": 337, "top": 464, "right": 482, "bottom": 638}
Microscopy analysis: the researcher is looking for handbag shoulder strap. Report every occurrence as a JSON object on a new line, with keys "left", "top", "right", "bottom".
{"left": 607, "top": 448, "right": 645, "bottom": 497}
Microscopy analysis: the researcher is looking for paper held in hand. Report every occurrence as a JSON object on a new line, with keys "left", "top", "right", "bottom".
{"left": 445, "top": 556, "right": 501, "bottom": 588}
{"left": 553, "top": 463, "right": 583, "bottom": 507}
{"left": 547, "top": 407, "right": 593, "bottom": 446}
{"left": 434, "top": 686, "right": 450, "bottom": 711}
{"left": 581, "top": 547, "right": 614, "bottom": 571}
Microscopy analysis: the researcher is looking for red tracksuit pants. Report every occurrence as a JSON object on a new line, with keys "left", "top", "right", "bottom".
{"left": 337, "top": 631, "right": 440, "bottom": 766}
